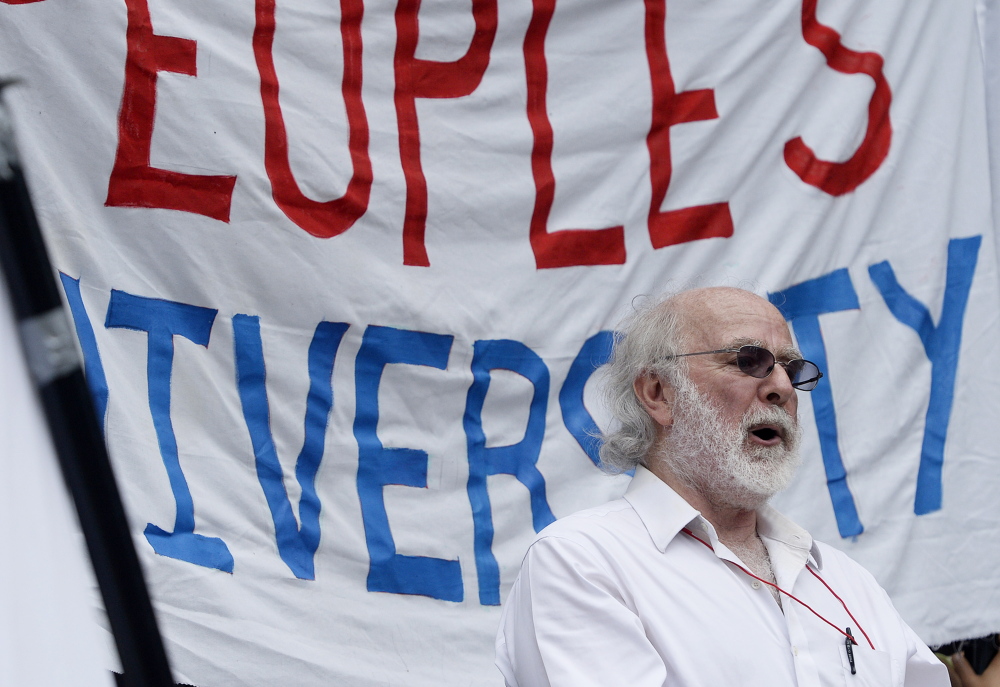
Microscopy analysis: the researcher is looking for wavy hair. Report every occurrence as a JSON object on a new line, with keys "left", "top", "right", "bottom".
{"left": 597, "top": 295, "right": 688, "bottom": 473}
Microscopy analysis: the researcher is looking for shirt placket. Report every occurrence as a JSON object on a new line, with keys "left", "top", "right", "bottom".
{"left": 696, "top": 520, "right": 806, "bottom": 681}
{"left": 768, "top": 537, "right": 823, "bottom": 687}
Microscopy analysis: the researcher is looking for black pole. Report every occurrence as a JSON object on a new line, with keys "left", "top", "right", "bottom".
{"left": 0, "top": 83, "right": 175, "bottom": 687}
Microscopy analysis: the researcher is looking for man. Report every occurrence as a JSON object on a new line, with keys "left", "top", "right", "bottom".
{"left": 496, "top": 287, "right": 947, "bottom": 687}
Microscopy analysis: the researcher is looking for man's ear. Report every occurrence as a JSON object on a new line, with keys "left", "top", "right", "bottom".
{"left": 633, "top": 373, "right": 675, "bottom": 428}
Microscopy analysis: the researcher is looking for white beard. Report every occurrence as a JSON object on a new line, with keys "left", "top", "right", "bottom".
{"left": 654, "top": 374, "right": 803, "bottom": 510}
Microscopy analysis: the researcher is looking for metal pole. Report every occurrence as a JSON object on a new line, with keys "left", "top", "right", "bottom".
{"left": 0, "top": 82, "right": 176, "bottom": 687}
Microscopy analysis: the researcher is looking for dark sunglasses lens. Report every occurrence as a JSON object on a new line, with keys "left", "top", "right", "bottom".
{"left": 789, "top": 360, "right": 821, "bottom": 390}
{"left": 736, "top": 346, "right": 774, "bottom": 378}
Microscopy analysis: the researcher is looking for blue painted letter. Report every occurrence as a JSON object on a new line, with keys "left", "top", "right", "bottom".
{"left": 105, "top": 290, "right": 232, "bottom": 571}
{"left": 769, "top": 270, "right": 864, "bottom": 538}
{"left": 233, "top": 316, "right": 348, "bottom": 580}
{"left": 868, "top": 235, "right": 981, "bottom": 514}
{"left": 465, "top": 339, "right": 556, "bottom": 605}
{"left": 354, "top": 325, "right": 463, "bottom": 602}
{"left": 59, "top": 274, "right": 109, "bottom": 427}
{"left": 559, "top": 331, "right": 614, "bottom": 468}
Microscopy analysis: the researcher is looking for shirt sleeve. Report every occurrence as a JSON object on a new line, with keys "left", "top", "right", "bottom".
{"left": 901, "top": 624, "right": 950, "bottom": 687}
{"left": 495, "top": 534, "right": 668, "bottom": 687}
{"left": 868, "top": 571, "right": 949, "bottom": 687}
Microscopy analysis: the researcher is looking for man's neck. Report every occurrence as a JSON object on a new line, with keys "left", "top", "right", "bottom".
{"left": 644, "top": 459, "right": 781, "bottom": 605}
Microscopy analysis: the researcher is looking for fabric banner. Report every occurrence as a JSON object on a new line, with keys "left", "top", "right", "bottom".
{"left": 1, "top": 0, "right": 998, "bottom": 684}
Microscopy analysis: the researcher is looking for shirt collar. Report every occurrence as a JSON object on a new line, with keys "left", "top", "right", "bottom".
{"left": 623, "top": 465, "right": 701, "bottom": 552}
{"left": 757, "top": 503, "right": 824, "bottom": 570}
{"left": 622, "top": 465, "right": 823, "bottom": 569}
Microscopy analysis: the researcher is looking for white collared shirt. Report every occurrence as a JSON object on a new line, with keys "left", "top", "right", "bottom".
{"left": 496, "top": 467, "right": 947, "bottom": 687}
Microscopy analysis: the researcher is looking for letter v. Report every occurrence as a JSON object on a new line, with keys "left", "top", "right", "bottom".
{"left": 233, "top": 315, "right": 349, "bottom": 579}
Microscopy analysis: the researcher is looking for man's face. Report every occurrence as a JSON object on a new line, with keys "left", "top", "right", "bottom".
{"left": 677, "top": 291, "right": 800, "bottom": 446}
{"left": 656, "top": 290, "right": 804, "bottom": 509}
{"left": 660, "top": 372, "right": 802, "bottom": 510}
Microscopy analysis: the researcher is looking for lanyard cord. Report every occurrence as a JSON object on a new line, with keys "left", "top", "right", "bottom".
{"left": 681, "top": 528, "right": 875, "bottom": 650}
{"left": 805, "top": 566, "right": 875, "bottom": 650}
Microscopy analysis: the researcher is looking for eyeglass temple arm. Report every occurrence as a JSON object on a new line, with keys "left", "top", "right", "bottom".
{"left": 663, "top": 349, "right": 737, "bottom": 360}
{"left": 791, "top": 371, "right": 824, "bottom": 388}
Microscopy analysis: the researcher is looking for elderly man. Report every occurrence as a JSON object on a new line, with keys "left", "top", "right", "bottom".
{"left": 496, "top": 287, "right": 946, "bottom": 687}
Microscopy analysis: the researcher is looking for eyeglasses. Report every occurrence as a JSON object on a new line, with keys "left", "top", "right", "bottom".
{"left": 664, "top": 345, "right": 823, "bottom": 391}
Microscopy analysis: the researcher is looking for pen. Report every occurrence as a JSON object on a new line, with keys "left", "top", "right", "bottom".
{"left": 845, "top": 627, "right": 857, "bottom": 675}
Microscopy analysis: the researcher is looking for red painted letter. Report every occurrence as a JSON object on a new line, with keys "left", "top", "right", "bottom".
{"left": 784, "top": 0, "right": 892, "bottom": 196}
{"left": 395, "top": 0, "right": 497, "bottom": 266}
{"left": 644, "top": 0, "right": 733, "bottom": 250}
{"left": 105, "top": 0, "right": 237, "bottom": 222}
{"left": 254, "top": 0, "right": 371, "bottom": 238}
{"left": 524, "top": 0, "right": 626, "bottom": 269}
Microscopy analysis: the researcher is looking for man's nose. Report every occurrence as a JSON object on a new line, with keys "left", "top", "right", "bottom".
{"left": 760, "top": 363, "right": 796, "bottom": 405}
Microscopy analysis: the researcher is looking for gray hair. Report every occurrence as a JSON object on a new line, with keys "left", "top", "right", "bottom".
{"left": 598, "top": 295, "right": 688, "bottom": 473}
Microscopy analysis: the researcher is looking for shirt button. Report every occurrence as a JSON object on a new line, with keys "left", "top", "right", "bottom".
{"left": 793, "top": 647, "right": 799, "bottom": 657}
{"left": 751, "top": 580, "right": 762, "bottom": 589}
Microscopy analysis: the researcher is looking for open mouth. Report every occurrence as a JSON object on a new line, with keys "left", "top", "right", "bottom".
{"left": 749, "top": 425, "right": 783, "bottom": 444}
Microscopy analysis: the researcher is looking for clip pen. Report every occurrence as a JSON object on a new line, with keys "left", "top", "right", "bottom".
{"left": 845, "top": 627, "right": 857, "bottom": 675}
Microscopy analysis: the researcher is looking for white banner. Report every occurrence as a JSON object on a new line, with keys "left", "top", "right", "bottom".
{"left": 1, "top": 0, "right": 998, "bottom": 684}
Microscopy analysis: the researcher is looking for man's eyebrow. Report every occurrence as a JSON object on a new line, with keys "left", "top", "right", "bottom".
{"left": 775, "top": 345, "right": 803, "bottom": 361}
{"left": 726, "top": 337, "right": 802, "bottom": 361}
{"left": 726, "top": 337, "right": 763, "bottom": 349}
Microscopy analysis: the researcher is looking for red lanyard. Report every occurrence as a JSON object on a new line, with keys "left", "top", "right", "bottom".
{"left": 681, "top": 527, "right": 876, "bottom": 650}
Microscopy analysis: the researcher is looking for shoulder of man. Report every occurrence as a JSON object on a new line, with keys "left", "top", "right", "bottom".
{"left": 518, "top": 497, "right": 649, "bottom": 568}
{"left": 519, "top": 495, "right": 666, "bottom": 570}
{"left": 513, "top": 498, "right": 647, "bottom": 597}
{"left": 531, "top": 497, "right": 639, "bottom": 542}
{"left": 810, "top": 539, "right": 900, "bottom": 610}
